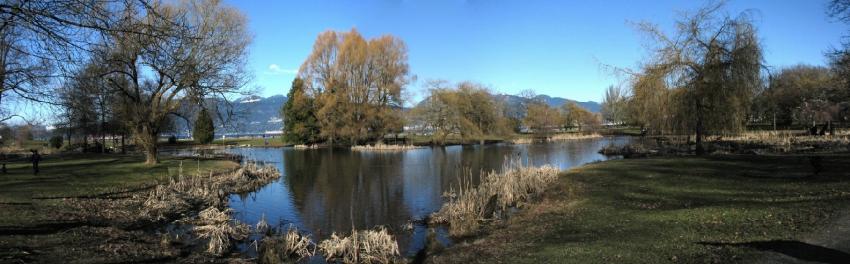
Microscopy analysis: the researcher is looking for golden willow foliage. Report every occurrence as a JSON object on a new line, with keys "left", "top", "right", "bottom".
{"left": 561, "top": 102, "right": 600, "bottom": 132}
{"left": 411, "top": 80, "right": 514, "bottom": 144}
{"left": 523, "top": 102, "right": 562, "bottom": 135}
{"left": 297, "top": 29, "right": 410, "bottom": 145}
{"left": 626, "top": 2, "right": 763, "bottom": 153}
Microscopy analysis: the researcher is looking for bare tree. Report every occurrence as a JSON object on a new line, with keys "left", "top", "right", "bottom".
{"left": 0, "top": 0, "right": 176, "bottom": 122}
{"left": 97, "top": 0, "right": 252, "bottom": 164}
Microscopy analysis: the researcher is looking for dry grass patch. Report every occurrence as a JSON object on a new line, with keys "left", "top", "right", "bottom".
{"left": 547, "top": 133, "right": 602, "bottom": 142}
{"left": 293, "top": 144, "right": 320, "bottom": 149}
{"left": 141, "top": 161, "right": 280, "bottom": 220}
{"left": 351, "top": 144, "right": 420, "bottom": 152}
{"left": 193, "top": 207, "right": 250, "bottom": 256}
{"left": 318, "top": 227, "right": 400, "bottom": 264}
{"left": 259, "top": 225, "right": 316, "bottom": 263}
{"left": 431, "top": 161, "right": 560, "bottom": 237}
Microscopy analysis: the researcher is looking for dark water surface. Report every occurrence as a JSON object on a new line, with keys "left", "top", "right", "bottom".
{"left": 223, "top": 137, "right": 631, "bottom": 257}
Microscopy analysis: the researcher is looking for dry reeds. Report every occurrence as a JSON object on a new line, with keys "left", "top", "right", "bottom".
{"left": 193, "top": 207, "right": 250, "bottom": 256}
{"left": 259, "top": 225, "right": 315, "bottom": 263}
{"left": 431, "top": 160, "right": 560, "bottom": 237}
{"left": 719, "top": 130, "right": 850, "bottom": 153}
{"left": 511, "top": 133, "right": 602, "bottom": 144}
{"left": 293, "top": 144, "right": 320, "bottom": 149}
{"left": 351, "top": 144, "right": 419, "bottom": 152}
{"left": 255, "top": 214, "right": 270, "bottom": 235}
{"left": 510, "top": 137, "right": 534, "bottom": 144}
{"left": 318, "top": 227, "right": 400, "bottom": 264}
{"left": 547, "top": 133, "right": 602, "bottom": 142}
{"left": 141, "top": 161, "right": 281, "bottom": 221}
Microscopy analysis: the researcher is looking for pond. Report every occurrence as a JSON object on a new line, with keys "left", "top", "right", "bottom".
{"left": 222, "top": 136, "right": 632, "bottom": 258}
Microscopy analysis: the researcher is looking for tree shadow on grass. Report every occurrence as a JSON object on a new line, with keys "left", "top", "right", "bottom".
{"left": 699, "top": 240, "right": 850, "bottom": 264}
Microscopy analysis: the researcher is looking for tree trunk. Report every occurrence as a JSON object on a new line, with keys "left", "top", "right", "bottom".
{"left": 121, "top": 133, "right": 126, "bottom": 154}
{"left": 695, "top": 109, "right": 705, "bottom": 155}
{"left": 136, "top": 126, "right": 159, "bottom": 165}
{"left": 101, "top": 122, "right": 106, "bottom": 153}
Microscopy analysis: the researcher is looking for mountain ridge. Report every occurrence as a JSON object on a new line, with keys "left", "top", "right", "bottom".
{"left": 174, "top": 93, "right": 600, "bottom": 135}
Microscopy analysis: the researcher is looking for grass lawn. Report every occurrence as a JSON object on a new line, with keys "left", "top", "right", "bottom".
{"left": 0, "top": 153, "right": 238, "bottom": 226}
{"left": 431, "top": 154, "right": 850, "bottom": 263}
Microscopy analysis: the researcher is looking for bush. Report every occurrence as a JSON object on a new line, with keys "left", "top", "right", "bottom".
{"left": 49, "top": 136, "right": 63, "bottom": 149}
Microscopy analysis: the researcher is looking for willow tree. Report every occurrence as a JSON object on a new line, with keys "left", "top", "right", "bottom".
{"left": 412, "top": 80, "right": 511, "bottom": 144}
{"left": 829, "top": 0, "right": 850, "bottom": 103}
{"left": 601, "top": 85, "right": 627, "bottom": 125}
{"left": 636, "top": 2, "right": 763, "bottom": 154}
{"left": 627, "top": 66, "right": 672, "bottom": 134}
{"left": 99, "top": 0, "right": 251, "bottom": 164}
{"left": 298, "top": 29, "right": 409, "bottom": 145}
{"left": 524, "top": 102, "right": 562, "bottom": 136}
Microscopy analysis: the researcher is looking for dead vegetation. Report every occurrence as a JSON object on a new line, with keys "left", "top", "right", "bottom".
{"left": 293, "top": 144, "right": 321, "bottom": 149}
{"left": 547, "top": 133, "right": 603, "bottom": 142}
{"left": 511, "top": 133, "right": 603, "bottom": 144}
{"left": 193, "top": 207, "right": 250, "bottom": 256}
{"left": 258, "top": 225, "right": 316, "bottom": 263}
{"left": 318, "top": 227, "right": 400, "bottom": 264}
{"left": 430, "top": 160, "right": 560, "bottom": 237}
{"left": 140, "top": 161, "right": 281, "bottom": 221}
{"left": 351, "top": 144, "right": 420, "bottom": 152}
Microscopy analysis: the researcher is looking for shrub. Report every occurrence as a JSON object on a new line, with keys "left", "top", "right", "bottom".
{"left": 49, "top": 136, "right": 63, "bottom": 149}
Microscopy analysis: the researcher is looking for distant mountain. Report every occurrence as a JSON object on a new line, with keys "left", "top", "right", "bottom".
{"left": 220, "top": 95, "right": 287, "bottom": 134}
{"left": 499, "top": 94, "right": 601, "bottom": 113}
{"left": 170, "top": 93, "right": 598, "bottom": 136}
{"left": 170, "top": 95, "right": 287, "bottom": 137}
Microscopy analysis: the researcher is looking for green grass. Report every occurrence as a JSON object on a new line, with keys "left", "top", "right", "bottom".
{"left": 432, "top": 154, "right": 850, "bottom": 263}
{"left": 0, "top": 153, "right": 237, "bottom": 226}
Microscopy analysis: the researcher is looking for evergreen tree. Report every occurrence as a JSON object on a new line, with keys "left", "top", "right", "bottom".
{"left": 193, "top": 107, "right": 215, "bottom": 144}
{"left": 281, "top": 78, "right": 319, "bottom": 144}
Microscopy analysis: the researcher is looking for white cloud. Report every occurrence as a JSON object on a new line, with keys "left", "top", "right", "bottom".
{"left": 266, "top": 64, "right": 297, "bottom": 75}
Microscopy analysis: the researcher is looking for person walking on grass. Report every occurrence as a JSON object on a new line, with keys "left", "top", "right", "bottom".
{"left": 30, "top": 149, "right": 40, "bottom": 175}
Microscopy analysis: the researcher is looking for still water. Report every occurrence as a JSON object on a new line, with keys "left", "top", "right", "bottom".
{"left": 223, "top": 137, "right": 631, "bottom": 257}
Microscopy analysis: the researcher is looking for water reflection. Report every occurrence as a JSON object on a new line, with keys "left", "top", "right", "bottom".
{"left": 224, "top": 136, "right": 631, "bottom": 257}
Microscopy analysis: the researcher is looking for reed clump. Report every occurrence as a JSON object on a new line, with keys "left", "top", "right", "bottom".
{"left": 351, "top": 144, "right": 419, "bottom": 152}
{"left": 317, "top": 227, "right": 400, "bottom": 264}
{"left": 547, "top": 133, "right": 602, "bottom": 142}
{"left": 193, "top": 207, "right": 250, "bottom": 256}
{"left": 259, "top": 225, "right": 316, "bottom": 263}
{"left": 431, "top": 161, "right": 560, "bottom": 237}
{"left": 141, "top": 161, "right": 281, "bottom": 221}
{"left": 510, "top": 137, "right": 534, "bottom": 144}
{"left": 293, "top": 144, "right": 320, "bottom": 149}
{"left": 718, "top": 130, "right": 850, "bottom": 153}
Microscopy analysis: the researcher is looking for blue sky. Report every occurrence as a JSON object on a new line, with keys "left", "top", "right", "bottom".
{"left": 228, "top": 0, "right": 848, "bottom": 104}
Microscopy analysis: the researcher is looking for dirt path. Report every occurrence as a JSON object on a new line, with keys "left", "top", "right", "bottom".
{"left": 753, "top": 209, "right": 850, "bottom": 264}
